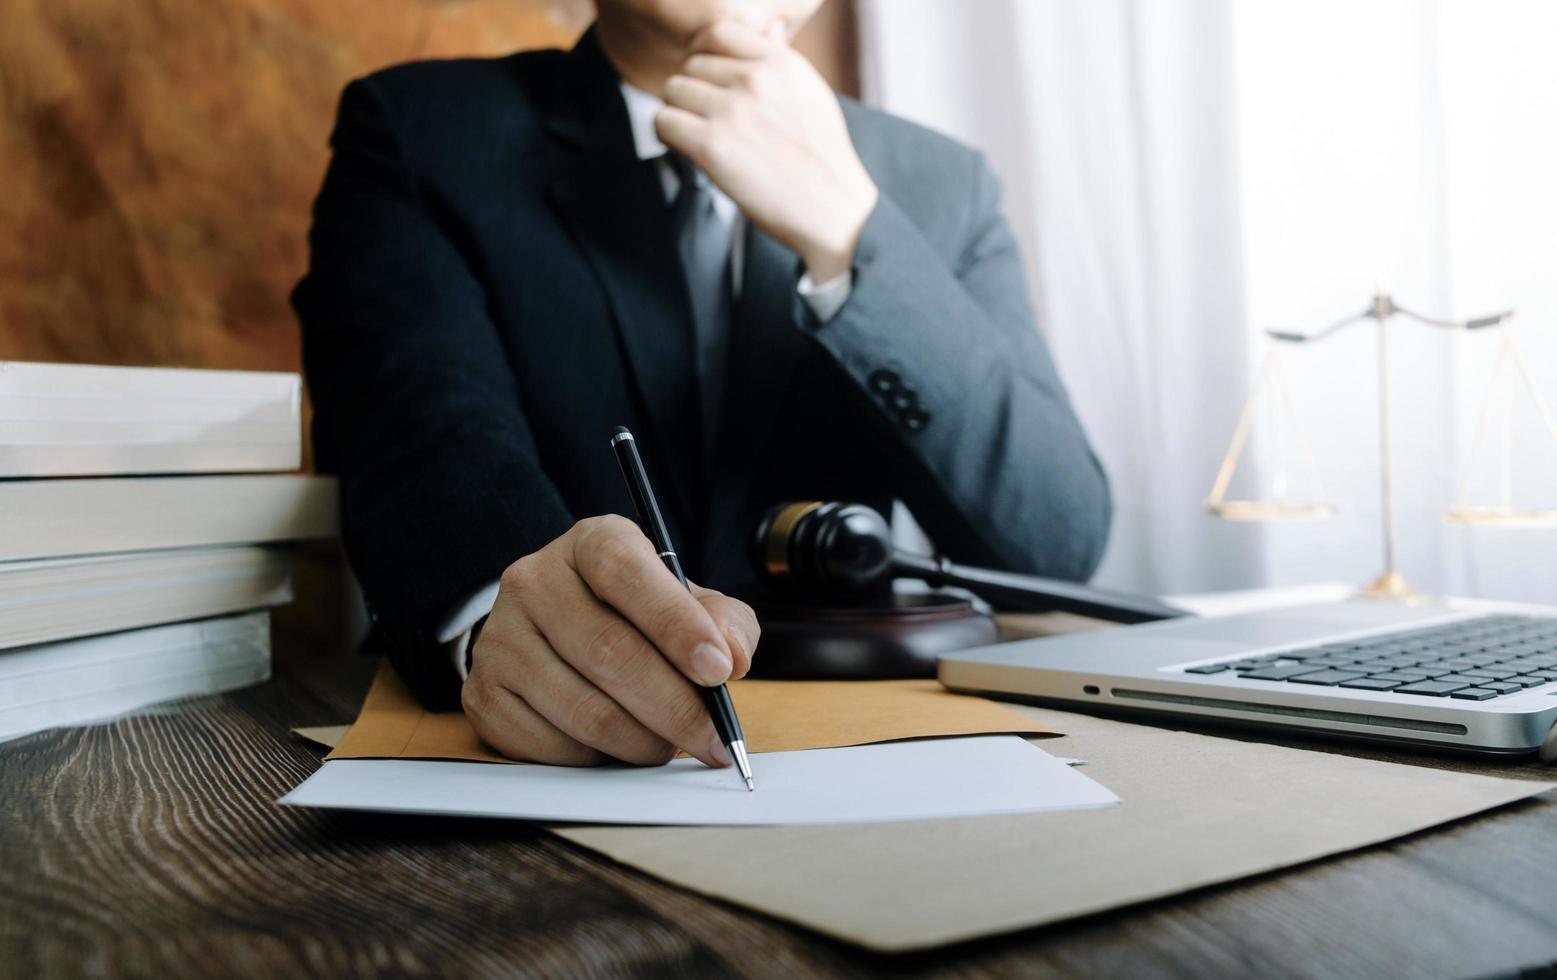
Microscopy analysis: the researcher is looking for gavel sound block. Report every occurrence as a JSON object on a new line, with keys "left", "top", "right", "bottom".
{"left": 745, "top": 593, "right": 998, "bottom": 680}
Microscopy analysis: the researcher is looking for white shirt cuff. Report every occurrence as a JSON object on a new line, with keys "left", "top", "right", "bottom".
{"left": 797, "top": 270, "right": 853, "bottom": 323}
{"left": 439, "top": 579, "right": 500, "bottom": 681}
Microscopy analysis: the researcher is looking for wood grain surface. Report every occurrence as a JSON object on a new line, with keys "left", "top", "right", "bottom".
{"left": 2, "top": 654, "right": 1556, "bottom": 979}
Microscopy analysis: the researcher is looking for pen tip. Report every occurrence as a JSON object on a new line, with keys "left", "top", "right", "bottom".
{"left": 728, "top": 739, "right": 754, "bottom": 791}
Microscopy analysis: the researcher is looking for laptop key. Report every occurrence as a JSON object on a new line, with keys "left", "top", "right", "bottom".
{"left": 1394, "top": 666, "right": 1451, "bottom": 679}
{"left": 1481, "top": 681, "right": 1523, "bottom": 694}
{"left": 1289, "top": 670, "right": 1367, "bottom": 686}
{"left": 1368, "top": 656, "right": 1420, "bottom": 668}
{"left": 1240, "top": 664, "right": 1324, "bottom": 681}
{"left": 1459, "top": 667, "right": 1517, "bottom": 680}
{"left": 1185, "top": 664, "right": 1229, "bottom": 674}
{"left": 1436, "top": 659, "right": 1479, "bottom": 672}
{"left": 1299, "top": 657, "right": 1359, "bottom": 669}
{"left": 1394, "top": 680, "right": 1470, "bottom": 696}
{"left": 1450, "top": 688, "right": 1499, "bottom": 701}
{"left": 1506, "top": 659, "right": 1549, "bottom": 672}
{"left": 1353, "top": 660, "right": 1403, "bottom": 672}
{"left": 1340, "top": 677, "right": 1406, "bottom": 690}
{"left": 1513, "top": 676, "right": 1550, "bottom": 688}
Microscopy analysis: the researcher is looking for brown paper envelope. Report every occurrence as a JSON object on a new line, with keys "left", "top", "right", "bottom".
{"left": 555, "top": 705, "right": 1557, "bottom": 951}
{"left": 327, "top": 660, "right": 1057, "bottom": 763}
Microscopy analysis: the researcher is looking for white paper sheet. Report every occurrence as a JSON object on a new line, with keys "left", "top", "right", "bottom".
{"left": 279, "top": 736, "right": 1118, "bottom": 827}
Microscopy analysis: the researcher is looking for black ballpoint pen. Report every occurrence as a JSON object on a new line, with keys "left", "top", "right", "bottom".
{"left": 609, "top": 426, "right": 755, "bottom": 791}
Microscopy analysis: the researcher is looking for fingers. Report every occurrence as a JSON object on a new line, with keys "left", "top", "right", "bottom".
{"left": 654, "top": 105, "right": 711, "bottom": 161}
{"left": 664, "top": 74, "right": 731, "bottom": 119}
{"left": 567, "top": 515, "right": 734, "bottom": 687}
{"left": 522, "top": 566, "right": 728, "bottom": 768}
{"left": 681, "top": 53, "right": 748, "bottom": 88}
{"left": 483, "top": 613, "right": 681, "bottom": 767}
{"left": 462, "top": 674, "right": 604, "bottom": 767}
{"left": 693, "top": 586, "right": 760, "bottom": 680}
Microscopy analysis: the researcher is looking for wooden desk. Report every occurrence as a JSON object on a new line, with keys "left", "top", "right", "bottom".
{"left": 3, "top": 654, "right": 1555, "bottom": 978}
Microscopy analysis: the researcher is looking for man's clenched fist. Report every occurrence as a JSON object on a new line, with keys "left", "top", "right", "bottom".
{"left": 462, "top": 515, "right": 759, "bottom": 767}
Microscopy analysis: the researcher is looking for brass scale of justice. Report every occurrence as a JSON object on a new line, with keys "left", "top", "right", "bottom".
{"left": 1205, "top": 291, "right": 1557, "bottom": 602}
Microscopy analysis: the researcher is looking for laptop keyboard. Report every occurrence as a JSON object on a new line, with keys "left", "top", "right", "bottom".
{"left": 1183, "top": 614, "right": 1557, "bottom": 701}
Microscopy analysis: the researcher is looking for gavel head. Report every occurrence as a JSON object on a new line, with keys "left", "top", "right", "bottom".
{"left": 753, "top": 501, "right": 895, "bottom": 598}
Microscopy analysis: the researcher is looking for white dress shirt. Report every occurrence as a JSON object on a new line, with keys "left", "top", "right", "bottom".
{"left": 441, "top": 82, "right": 854, "bottom": 678}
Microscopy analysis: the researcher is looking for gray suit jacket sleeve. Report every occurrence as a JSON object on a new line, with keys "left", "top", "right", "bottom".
{"left": 810, "top": 149, "right": 1111, "bottom": 581}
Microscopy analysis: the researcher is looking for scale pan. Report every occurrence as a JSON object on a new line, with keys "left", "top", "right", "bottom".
{"left": 1205, "top": 500, "right": 1335, "bottom": 522}
{"left": 1444, "top": 506, "right": 1557, "bottom": 528}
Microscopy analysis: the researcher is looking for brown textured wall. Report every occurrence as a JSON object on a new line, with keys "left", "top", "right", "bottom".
{"left": 0, "top": 0, "right": 856, "bottom": 394}
{"left": 1, "top": 1, "right": 576, "bottom": 374}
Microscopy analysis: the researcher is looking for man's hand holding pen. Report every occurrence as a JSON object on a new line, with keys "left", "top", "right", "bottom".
{"left": 462, "top": 514, "right": 759, "bottom": 769}
{"left": 655, "top": 16, "right": 879, "bottom": 284}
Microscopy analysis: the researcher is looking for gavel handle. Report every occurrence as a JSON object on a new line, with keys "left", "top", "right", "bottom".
{"left": 894, "top": 553, "right": 1190, "bottom": 625}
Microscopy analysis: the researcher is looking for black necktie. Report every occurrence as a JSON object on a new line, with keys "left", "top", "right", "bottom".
{"left": 667, "top": 153, "right": 734, "bottom": 464}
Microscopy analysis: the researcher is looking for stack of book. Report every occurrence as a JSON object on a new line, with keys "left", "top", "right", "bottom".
{"left": 0, "top": 361, "right": 337, "bottom": 741}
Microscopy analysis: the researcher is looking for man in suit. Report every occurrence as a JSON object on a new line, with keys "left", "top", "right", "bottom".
{"left": 294, "top": 0, "right": 1109, "bottom": 772}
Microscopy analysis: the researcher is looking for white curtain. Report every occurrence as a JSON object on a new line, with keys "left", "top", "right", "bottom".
{"left": 860, "top": 0, "right": 1557, "bottom": 603}
{"left": 1230, "top": 0, "right": 1557, "bottom": 603}
{"left": 861, "top": 0, "right": 1263, "bottom": 595}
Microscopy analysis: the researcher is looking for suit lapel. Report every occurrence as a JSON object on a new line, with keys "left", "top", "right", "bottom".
{"left": 703, "top": 223, "right": 810, "bottom": 573}
{"left": 540, "top": 31, "right": 702, "bottom": 526}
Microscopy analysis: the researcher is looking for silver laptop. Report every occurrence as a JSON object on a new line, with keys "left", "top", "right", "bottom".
{"left": 939, "top": 601, "right": 1557, "bottom": 759}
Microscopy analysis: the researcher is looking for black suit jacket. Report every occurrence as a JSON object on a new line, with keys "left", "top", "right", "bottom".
{"left": 294, "top": 30, "right": 1111, "bottom": 710}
